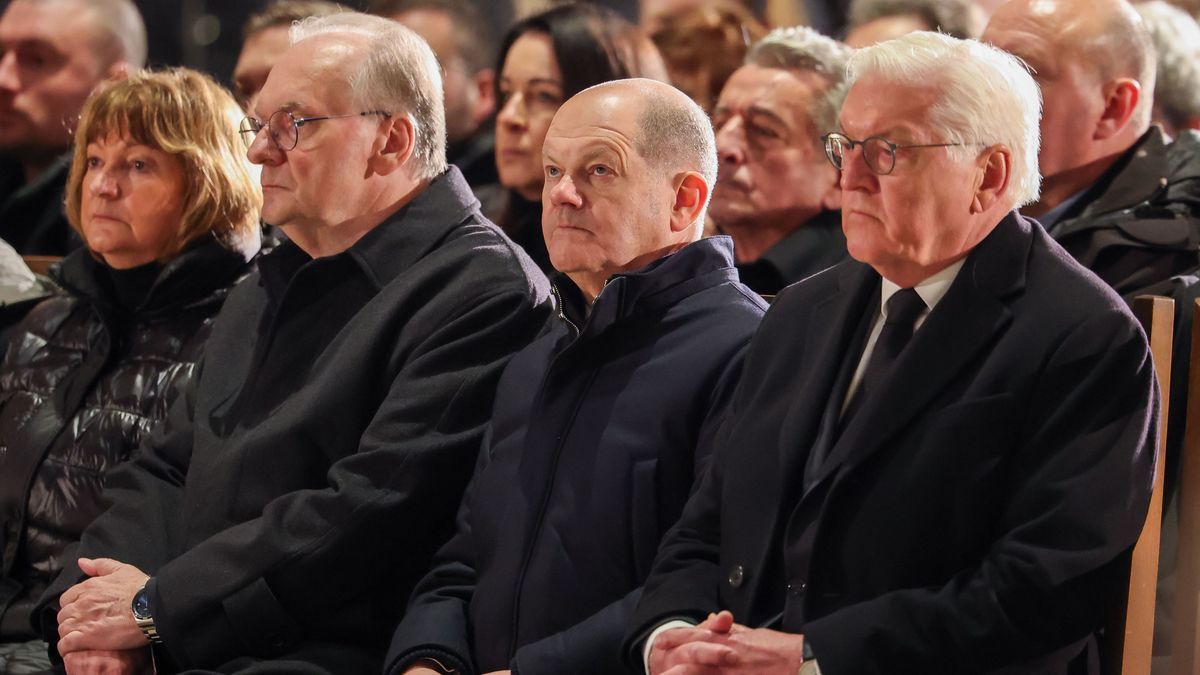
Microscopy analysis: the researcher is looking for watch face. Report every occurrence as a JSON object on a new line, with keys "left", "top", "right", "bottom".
{"left": 132, "top": 588, "right": 152, "bottom": 619}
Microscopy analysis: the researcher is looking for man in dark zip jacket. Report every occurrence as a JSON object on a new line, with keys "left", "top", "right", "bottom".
{"left": 385, "top": 79, "right": 767, "bottom": 675}
{"left": 31, "top": 14, "right": 553, "bottom": 674}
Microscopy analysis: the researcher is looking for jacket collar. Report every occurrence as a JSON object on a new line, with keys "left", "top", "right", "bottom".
{"left": 345, "top": 166, "right": 481, "bottom": 289}
{"left": 555, "top": 235, "right": 742, "bottom": 337}
{"left": 756, "top": 209, "right": 846, "bottom": 281}
{"left": 54, "top": 234, "right": 255, "bottom": 319}
{"left": 1059, "top": 127, "right": 1169, "bottom": 232}
{"left": 257, "top": 166, "right": 482, "bottom": 301}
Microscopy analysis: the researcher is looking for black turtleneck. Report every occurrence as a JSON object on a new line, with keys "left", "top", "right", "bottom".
{"left": 104, "top": 259, "right": 162, "bottom": 313}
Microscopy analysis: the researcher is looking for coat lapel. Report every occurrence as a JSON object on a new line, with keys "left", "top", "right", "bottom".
{"left": 776, "top": 262, "right": 879, "bottom": 489}
{"left": 805, "top": 213, "right": 1032, "bottom": 492}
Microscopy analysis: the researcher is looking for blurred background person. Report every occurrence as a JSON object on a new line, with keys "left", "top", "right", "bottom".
{"left": 0, "top": 0, "right": 145, "bottom": 256}
{"left": 492, "top": 2, "right": 665, "bottom": 275}
{"left": 711, "top": 26, "right": 850, "bottom": 295}
{"left": 843, "top": 0, "right": 983, "bottom": 47}
{"left": 1135, "top": 0, "right": 1200, "bottom": 137}
{"left": 649, "top": 0, "right": 765, "bottom": 114}
{"left": 233, "top": 0, "right": 345, "bottom": 112}
{"left": 0, "top": 67, "right": 259, "bottom": 673}
{"left": 374, "top": 0, "right": 502, "bottom": 192}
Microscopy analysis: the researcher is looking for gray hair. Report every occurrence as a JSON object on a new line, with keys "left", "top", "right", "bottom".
{"left": 243, "top": 0, "right": 346, "bottom": 40}
{"left": 291, "top": 12, "right": 447, "bottom": 180}
{"left": 22, "top": 0, "right": 147, "bottom": 69}
{"left": 847, "top": 0, "right": 984, "bottom": 40}
{"left": 1136, "top": 1, "right": 1200, "bottom": 131}
{"left": 847, "top": 31, "right": 1042, "bottom": 207}
{"left": 746, "top": 26, "right": 852, "bottom": 136}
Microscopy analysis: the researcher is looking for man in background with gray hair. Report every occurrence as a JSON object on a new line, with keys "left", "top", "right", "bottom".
{"left": 712, "top": 26, "right": 849, "bottom": 295}
{"left": 628, "top": 31, "right": 1155, "bottom": 675}
{"left": 0, "top": 0, "right": 145, "bottom": 255}
{"left": 32, "top": 12, "right": 552, "bottom": 674}
{"left": 1136, "top": 1, "right": 1200, "bottom": 138}
{"left": 984, "top": 0, "right": 1200, "bottom": 299}
{"left": 385, "top": 78, "right": 766, "bottom": 675}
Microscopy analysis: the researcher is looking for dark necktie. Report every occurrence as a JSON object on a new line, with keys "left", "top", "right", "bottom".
{"left": 842, "top": 288, "right": 927, "bottom": 422}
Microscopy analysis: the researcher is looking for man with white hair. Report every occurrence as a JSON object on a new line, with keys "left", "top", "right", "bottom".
{"left": 711, "top": 26, "right": 849, "bottom": 295}
{"left": 984, "top": 0, "right": 1200, "bottom": 299}
{"left": 0, "top": 0, "right": 145, "bottom": 255}
{"left": 30, "top": 12, "right": 553, "bottom": 674}
{"left": 628, "top": 32, "right": 1156, "bottom": 675}
{"left": 385, "top": 78, "right": 766, "bottom": 675}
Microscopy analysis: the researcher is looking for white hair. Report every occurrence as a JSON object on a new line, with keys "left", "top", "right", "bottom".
{"left": 1136, "top": 1, "right": 1200, "bottom": 131}
{"left": 747, "top": 25, "right": 852, "bottom": 136}
{"left": 291, "top": 12, "right": 447, "bottom": 180}
{"left": 846, "top": 31, "right": 1041, "bottom": 207}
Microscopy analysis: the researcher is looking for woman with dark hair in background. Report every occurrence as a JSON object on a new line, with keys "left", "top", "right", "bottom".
{"left": 0, "top": 68, "right": 259, "bottom": 673}
{"left": 490, "top": 2, "right": 666, "bottom": 275}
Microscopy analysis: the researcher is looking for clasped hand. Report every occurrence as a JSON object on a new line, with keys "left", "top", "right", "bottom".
{"left": 648, "top": 610, "right": 806, "bottom": 675}
{"left": 56, "top": 557, "right": 151, "bottom": 674}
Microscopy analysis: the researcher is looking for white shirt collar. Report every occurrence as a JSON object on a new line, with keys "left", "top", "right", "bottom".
{"left": 879, "top": 258, "right": 966, "bottom": 318}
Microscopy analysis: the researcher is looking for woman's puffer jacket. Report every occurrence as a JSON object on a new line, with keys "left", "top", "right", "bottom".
{"left": 0, "top": 238, "right": 254, "bottom": 639}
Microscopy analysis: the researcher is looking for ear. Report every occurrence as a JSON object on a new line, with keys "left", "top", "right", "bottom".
{"left": 1094, "top": 78, "right": 1141, "bottom": 140}
{"left": 970, "top": 145, "right": 1011, "bottom": 214}
{"left": 670, "top": 172, "right": 709, "bottom": 234}
{"left": 819, "top": 165, "right": 842, "bottom": 211}
{"left": 369, "top": 114, "right": 416, "bottom": 177}
{"left": 472, "top": 69, "right": 496, "bottom": 123}
{"left": 105, "top": 60, "right": 132, "bottom": 81}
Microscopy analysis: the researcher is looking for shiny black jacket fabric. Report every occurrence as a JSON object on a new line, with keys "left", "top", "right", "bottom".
{"left": 0, "top": 238, "right": 253, "bottom": 639}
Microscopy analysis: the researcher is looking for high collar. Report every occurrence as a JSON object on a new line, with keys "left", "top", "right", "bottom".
{"left": 1058, "top": 127, "right": 1168, "bottom": 231}
{"left": 259, "top": 166, "right": 482, "bottom": 295}
{"left": 555, "top": 236, "right": 741, "bottom": 336}
{"left": 54, "top": 235, "right": 254, "bottom": 320}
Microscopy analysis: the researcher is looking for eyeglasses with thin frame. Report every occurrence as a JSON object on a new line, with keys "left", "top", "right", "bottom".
{"left": 239, "top": 109, "right": 392, "bottom": 151}
{"left": 821, "top": 132, "right": 963, "bottom": 176}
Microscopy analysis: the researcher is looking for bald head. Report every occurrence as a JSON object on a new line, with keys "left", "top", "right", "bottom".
{"left": 568, "top": 78, "right": 717, "bottom": 203}
{"left": 985, "top": 0, "right": 1154, "bottom": 127}
{"left": 983, "top": 0, "right": 1154, "bottom": 214}
{"left": 542, "top": 78, "right": 717, "bottom": 301}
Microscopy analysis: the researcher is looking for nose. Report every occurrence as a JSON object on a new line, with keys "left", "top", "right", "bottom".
{"left": 715, "top": 117, "right": 746, "bottom": 168}
{"left": 497, "top": 91, "right": 526, "bottom": 130}
{"left": 838, "top": 143, "right": 878, "bottom": 193}
{"left": 88, "top": 166, "right": 120, "bottom": 199}
{"left": 548, "top": 173, "right": 582, "bottom": 209}
{"left": 0, "top": 50, "right": 20, "bottom": 94}
{"left": 246, "top": 126, "right": 282, "bottom": 166}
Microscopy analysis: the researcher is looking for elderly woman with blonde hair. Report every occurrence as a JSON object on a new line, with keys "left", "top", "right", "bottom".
{"left": 0, "top": 67, "right": 259, "bottom": 673}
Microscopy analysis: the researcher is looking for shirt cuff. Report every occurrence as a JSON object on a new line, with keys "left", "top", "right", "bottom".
{"left": 641, "top": 620, "right": 696, "bottom": 674}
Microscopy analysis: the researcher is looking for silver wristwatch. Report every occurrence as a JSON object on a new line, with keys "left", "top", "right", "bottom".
{"left": 131, "top": 585, "right": 162, "bottom": 645}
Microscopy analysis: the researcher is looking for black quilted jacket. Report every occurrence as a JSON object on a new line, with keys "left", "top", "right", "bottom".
{"left": 0, "top": 237, "right": 254, "bottom": 639}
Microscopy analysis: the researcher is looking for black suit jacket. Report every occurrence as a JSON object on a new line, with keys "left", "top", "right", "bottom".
{"left": 627, "top": 213, "right": 1158, "bottom": 675}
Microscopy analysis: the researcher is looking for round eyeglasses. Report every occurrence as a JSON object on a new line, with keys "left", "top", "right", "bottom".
{"left": 239, "top": 110, "right": 392, "bottom": 151}
{"left": 821, "top": 132, "right": 963, "bottom": 176}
